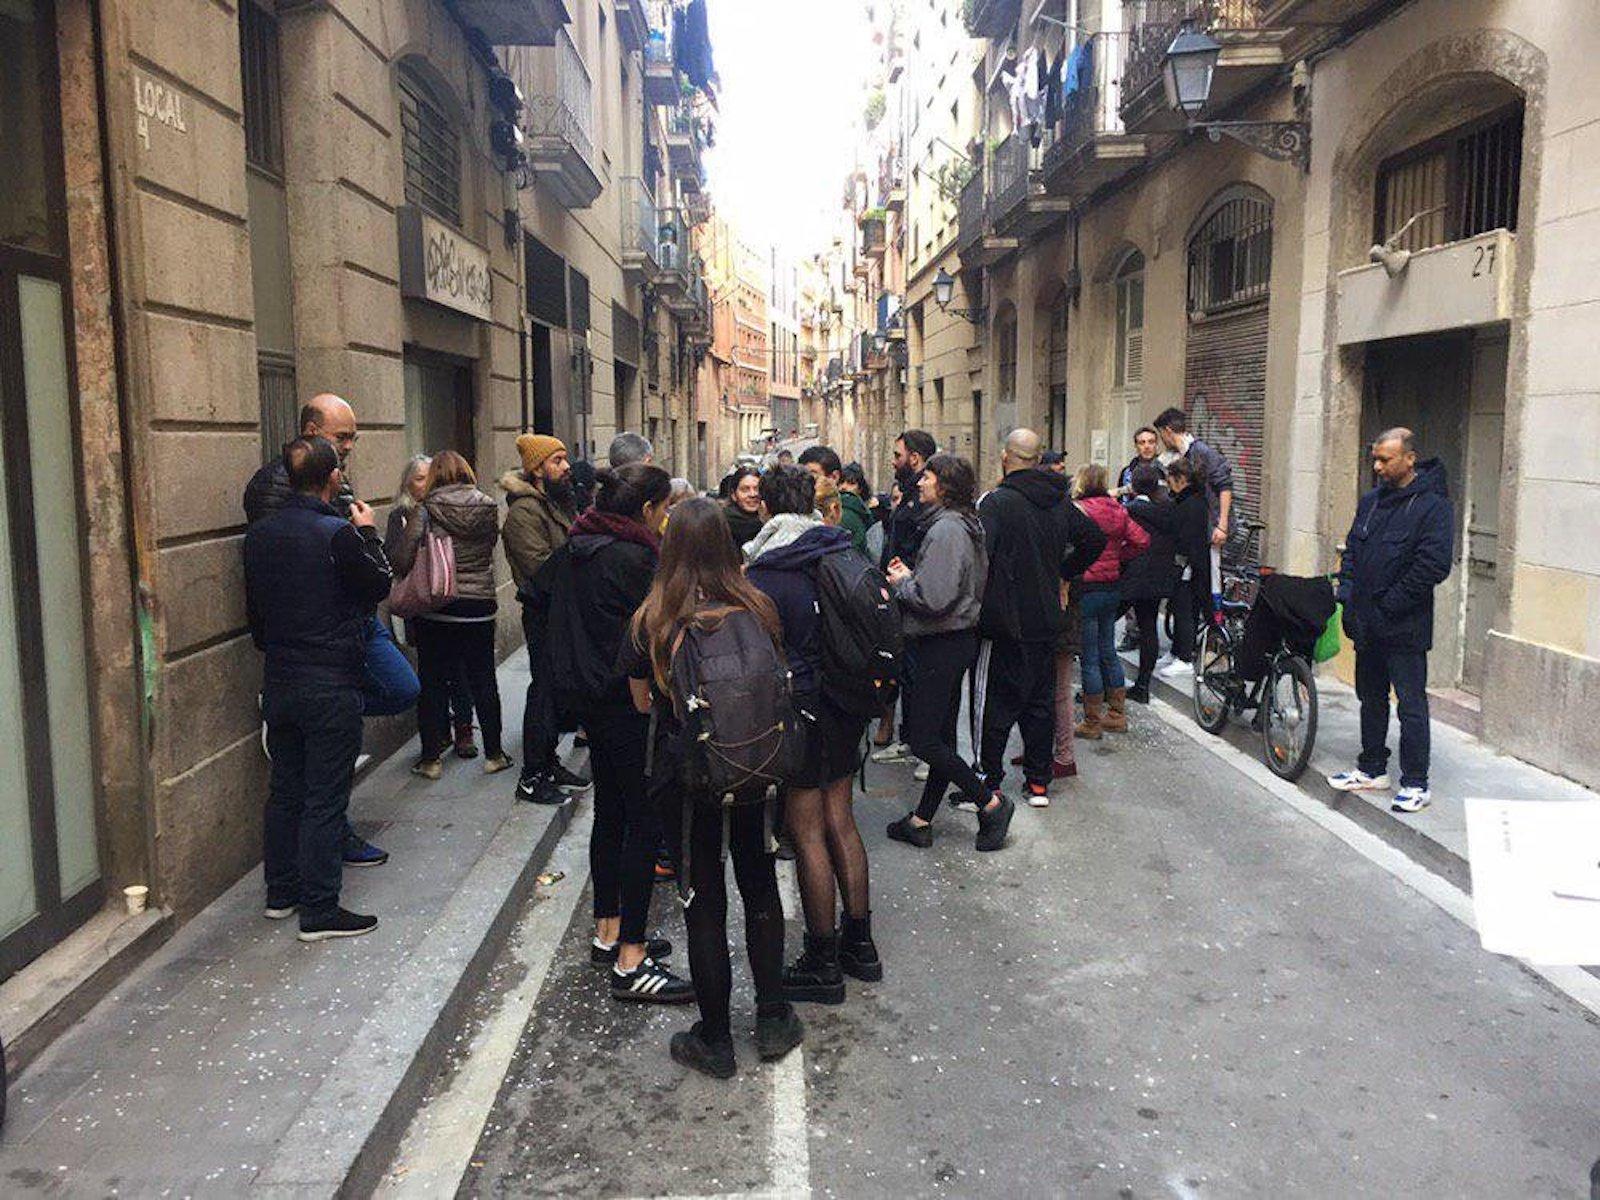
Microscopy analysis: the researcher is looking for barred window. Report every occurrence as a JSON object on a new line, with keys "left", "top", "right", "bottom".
{"left": 240, "top": 0, "right": 284, "bottom": 176}
{"left": 398, "top": 67, "right": 461, "bottom": 226}
{"left": 1114, "top": 251, "right": 1145, "bottom": 388}
{"left": 1376, "top": 104, "right": 1523, "bottom": 253}
{"left": 1187, "top": 194, "right": 1272, "bottom": 316}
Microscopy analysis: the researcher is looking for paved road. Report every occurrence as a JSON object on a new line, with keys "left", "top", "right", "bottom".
{"left": 387, "top": 700, "right": 1600, "bottom": 1198}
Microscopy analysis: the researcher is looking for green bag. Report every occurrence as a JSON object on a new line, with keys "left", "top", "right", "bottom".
{"left": 1314, "top": 602, "right": 1342, "bottom": 664}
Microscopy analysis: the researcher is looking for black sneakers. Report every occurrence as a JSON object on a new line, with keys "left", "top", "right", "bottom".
{"left": 782, "top": 932, "right": 845, "bottom": 1005}
{"left": 886, "top": 815, "right": 933, "bottom": 848}
{"left": 515, "top": 773, "right": 566, "bottom": 805}
{"left": 551, "top": 763, "right": 592, "bottom": 793}
{"left": 671, "top": 1022, "right": 736, "bottom": 1079}
{"left": 590, "top": 935, "right": 672, "bottom": 967}
{"left": 975, "top": 793, "right": 1015, "bottom": 852}
{"left": 611, "top": 957, "right": 695, "bottom": 1004}
{"left": 756, "top": 1003, "right": 805, "bottom": 1062}
{"left": 297, "top": 907, "right": 378, "bottom": 942}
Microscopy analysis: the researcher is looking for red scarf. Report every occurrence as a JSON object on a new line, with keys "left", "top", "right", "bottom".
{"left": 571, "top": 508, "right": 661, "bottom": 553}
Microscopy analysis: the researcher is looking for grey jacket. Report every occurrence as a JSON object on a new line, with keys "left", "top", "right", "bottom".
{"left": 1184, "top": 436, "right": 1235, "bottom": 531}
{"left": 892, "top": 507, "right": 988, "bottom": 638}
{"left": 392, "top": 483, "right": 500, "bottom": 602}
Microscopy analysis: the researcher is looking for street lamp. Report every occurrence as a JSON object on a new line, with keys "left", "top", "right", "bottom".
{"left": 1160, "top": 20, "right": 1310, "bottom": 171}
{"left": 932, "top": 267, "right": 986, "bottom": 325}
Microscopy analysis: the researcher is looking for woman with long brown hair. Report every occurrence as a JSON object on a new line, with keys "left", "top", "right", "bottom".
{"left": 623, "top": 497, "right": 803, "bottom": 1079}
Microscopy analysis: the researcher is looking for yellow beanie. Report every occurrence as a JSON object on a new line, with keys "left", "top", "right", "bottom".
{"left": 517, "top": 433, "right": 566, "bottom": 473}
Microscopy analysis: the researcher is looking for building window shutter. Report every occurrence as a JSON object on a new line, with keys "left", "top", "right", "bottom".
{"left": 398, "top": 67, "right": 462, "bottom": 226}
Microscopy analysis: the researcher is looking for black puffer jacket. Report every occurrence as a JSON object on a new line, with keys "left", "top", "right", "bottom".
{"left": 977, "top": 468, "right": 1107, "bottom": 642}
{"left": 244, "top": 459, "right": 355, "bottom": 524}
{"left": 1339, "top": 458, "right": 1454, "bottom": 651}
{"left": 1121, "top": 494, "right": 1180, "bottom": 602}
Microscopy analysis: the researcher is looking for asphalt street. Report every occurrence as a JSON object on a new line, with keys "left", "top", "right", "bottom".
{"left": 385, "top": 699, "right": 1600, "bottom": 1198}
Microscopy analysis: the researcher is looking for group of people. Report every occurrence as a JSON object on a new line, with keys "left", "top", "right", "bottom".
{"left": 242, "top": 384, "right": 1454, "bottom": 1077}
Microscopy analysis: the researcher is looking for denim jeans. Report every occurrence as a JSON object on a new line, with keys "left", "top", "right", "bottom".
{"left": 263, "top": 684, "right": 365, "bottom": 918}
{"left": 1355, "top": 641, "right": 1431, "bottom": 789}
{"left": 361, "top": 617, "right": 421, "bottom": 717}
{"left": 1078, "top": 589, "right": 1126, "bottom": 696}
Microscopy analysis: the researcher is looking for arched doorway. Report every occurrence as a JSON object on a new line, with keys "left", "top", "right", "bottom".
{"left": 1184, "top": 187, "right": 1272, "bottom": 534}
{"left": 1111, "top": 250, "right": 1145, "bottom": 459}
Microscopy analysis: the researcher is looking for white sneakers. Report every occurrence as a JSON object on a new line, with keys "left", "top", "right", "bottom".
{"left": 870, "top": 741, "right": 915, "bottom": 764}
{"left": 913, "top": 762, "right": 930, "bottom": 782}
{"left": 1328, "top": 769, "right": 1433, "bottom": 814}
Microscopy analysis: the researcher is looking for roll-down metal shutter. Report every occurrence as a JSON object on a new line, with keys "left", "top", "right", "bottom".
{"left": 1183, "top": 302, "right": 1268, "bottom": 532}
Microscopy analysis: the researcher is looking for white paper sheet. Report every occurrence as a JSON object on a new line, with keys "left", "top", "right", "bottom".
{"left": 1465, "top": 798, "right": 1600, "bottom": 965}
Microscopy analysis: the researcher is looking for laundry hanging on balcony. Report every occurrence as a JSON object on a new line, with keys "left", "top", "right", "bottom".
{"left": 1043, "top": 49, "right": 1065, "bottom": 128}
{"left": 1003, "top": 46, "right": 1043, "bottom": 140}
{"left": 672, "top": 0, "right": 719, "bottom": 104}
{"left": 1063, "top": 37, "right": 1094, "bottom": 101}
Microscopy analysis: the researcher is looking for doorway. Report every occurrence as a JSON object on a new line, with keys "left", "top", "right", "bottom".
{"left": 404, "top": 349, "right": 476, "bottom": 467}
{"left": 1361, "top": 330, "right": 1506, "bottom": 693}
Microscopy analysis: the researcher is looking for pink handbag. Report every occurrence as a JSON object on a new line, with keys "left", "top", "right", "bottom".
{"left": 388, "top": 516, "right": 457, "bottom": 618}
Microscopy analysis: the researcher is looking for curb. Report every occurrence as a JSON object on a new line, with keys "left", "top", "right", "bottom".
{"left": 257, "top": 797, "right": 576, "bottom": 1198}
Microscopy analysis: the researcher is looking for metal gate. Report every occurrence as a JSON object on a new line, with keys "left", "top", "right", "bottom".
{"left": 1183, "top": 303, "right": 1268, "bottom": 532}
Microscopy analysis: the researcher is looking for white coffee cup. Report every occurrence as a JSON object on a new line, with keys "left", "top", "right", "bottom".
{"left": 123, "top": 884, "right": 149, "bottom": 915}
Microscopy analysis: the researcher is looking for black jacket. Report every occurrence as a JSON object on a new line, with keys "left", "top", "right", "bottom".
{"left": 533, "top": 514, "right": 659, "bottom": 712}
{"left": 1340, "top": 458, "right": 1454, "bottom": 651}
{"left": 1121, "top": 494, "right": 1180, "bottom": 602}
{"left": 977, "top": 468, "right": 1107, "bottom": 642}
{"left": 723, "top": 503, "right": 765, "bottom": 555}
{"left": 746, "top": 523, "right": 855, "bottom": 695}
{"left": 244, "top": 494, "right": 392, "bottom": 689}
{"left": 1169, "top": 486, "right": 1212, "bottom": 575}
{"left": 244, "top": 459, "right": 355, "bottom": 524}
{"left": 882, "top": 472, "right": 931, "bottom": 569}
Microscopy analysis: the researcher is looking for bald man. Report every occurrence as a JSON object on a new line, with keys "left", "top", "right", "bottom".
{"left": 972, "top": 429, "right": 1107, "bottom": 805}
{"left": 243, "top": 393, "right": 418, "bottom": 874}
{"left": 1328, "top": 428, "right": 1454, "bottom": 814}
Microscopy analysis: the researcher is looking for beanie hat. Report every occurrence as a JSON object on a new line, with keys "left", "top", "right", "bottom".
{"left": 517, "top": 433, "right": 566, "bottom": 474}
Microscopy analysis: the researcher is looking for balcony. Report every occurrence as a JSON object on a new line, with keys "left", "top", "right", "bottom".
{"left": 1121, "top": 1, "right": 1287, "bottom": 133}
{"left": 620, "top": 177, "right": 659, "bottom": 282}
{"left": 526, "top": 32, "right": 602, "bottom": 208}
{"left": 956, "top": 159, "right": 1018, "bottom": 267}
{"left": 667, "top": 106, "right": 703, "bottom": 173}
{"left": 1041, "top": 32, "right": 1149, "bottom": 202}
{"left": 455, "top": 0, "right": 568, "bottom": 45}
{"left": 682, "top": 190, "right": 712, "bottom": 227}
{"left": 962, "top": 0, "right": 1022, "bottom": 38}
{"left": 613, "top": 0, "right": 648, "bottom": 53}
{"left": 643, "top": 3, "right": 679, "bottom": 106}
{"left": 860, "top": 212, "right": 886, "bottom": 260}
{"left": 987, "top": 128, "right": 1074, "bottom": 237}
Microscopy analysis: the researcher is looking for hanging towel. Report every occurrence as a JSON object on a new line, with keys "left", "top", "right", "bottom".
{"left": 1023, "top": 47, "right": 1047, "bottom": 130}
{"left": 1044, "top": 50, "right": 1064, "bottom": 127}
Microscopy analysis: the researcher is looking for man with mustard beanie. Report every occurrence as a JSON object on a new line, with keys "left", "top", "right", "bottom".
{"left": 501, "top": 434, "right": 588, "bottom": 803}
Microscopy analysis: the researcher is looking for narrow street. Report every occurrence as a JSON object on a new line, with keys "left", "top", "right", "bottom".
{"left": 383, "top": 701, "right": 1600, "bottom": 1198}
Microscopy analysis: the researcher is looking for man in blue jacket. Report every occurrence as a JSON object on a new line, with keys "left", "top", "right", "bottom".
{"left": 1327, "top": 428, "right": 1454, "bottom": 813}
{"left": 246, "top": 438, "right": 395, "bottom": 941}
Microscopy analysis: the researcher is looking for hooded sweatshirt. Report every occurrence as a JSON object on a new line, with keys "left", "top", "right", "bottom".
{"left": 746, "top": 520, "right": 855, "bottom": 694}
{"left": 1340, "top": 457, "right": 1454, "bottom": 651}
{"left": 892, "top": 506, "right": 988, "bottom": 638}
{"left": 838, "top": 490, "right": 873, "bottom": 555}
{"left": 977, "top": 467, "right": 1108, "bottom": 642}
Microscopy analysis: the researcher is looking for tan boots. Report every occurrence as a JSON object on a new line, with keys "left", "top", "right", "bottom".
{"left": 1075, "top": 694, "right": 1104, "bottom": 739}
{"left": 1103, "top": 687, "right": 1129, "bottom": 733}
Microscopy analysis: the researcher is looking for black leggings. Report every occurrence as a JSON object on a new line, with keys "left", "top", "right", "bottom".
{"left": 1132, "top": 597, "right": 1162, "bottom": 685}
{"left": 414, "top": 618, "right": 502, "bottom": 759}
{"left": 903, "top": 630, "right": 990, "bottom": 821}
{"left": 658, "top": 781, "right": 785, "bottom": 1043}
{"left": 519, "top": 603, "right": 558, "bottom": 779}
{"left": 585, "top": 706, "right": 658, "bottom": 946}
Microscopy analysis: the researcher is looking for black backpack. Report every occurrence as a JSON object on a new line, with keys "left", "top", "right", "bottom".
{"left": 813, "top": 550, "right": 903, "bottom": 718}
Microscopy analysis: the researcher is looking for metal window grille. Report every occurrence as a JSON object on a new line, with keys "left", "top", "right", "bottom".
{"left": 257, "top": 351, "right": 299, "bottom": 463}
{"left": 240, "top": 0, "right": 284, "bottom": 176}
{"left": 1186, "top": 195, "right": 1272, "bottom": 316}
{"left": 399, "top": 68, "right": 461, "bottom": 226}
{"left": 1376, "top": 105, "right": 1523, "bottom": 253}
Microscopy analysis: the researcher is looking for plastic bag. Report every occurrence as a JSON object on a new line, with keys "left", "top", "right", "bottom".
{"left": 1313, "top": 602, "right": 1342, "bottom": 664}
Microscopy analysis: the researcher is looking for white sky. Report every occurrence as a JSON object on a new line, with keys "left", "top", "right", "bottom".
{"left": 700, "top": 0, "right": 876, "bottom": 261}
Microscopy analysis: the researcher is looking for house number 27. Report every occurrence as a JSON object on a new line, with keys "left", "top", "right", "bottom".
{"left": 1471, "top": 243, "right": 1498, "bottom": 277}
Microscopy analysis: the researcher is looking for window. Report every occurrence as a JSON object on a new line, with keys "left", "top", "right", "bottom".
{"left": 1376, "top": 103, "right": 1523, "bottom": 253}
{"left": 240, "top": 0, "right": 284, "bottom": 176}
{"left": 996, "top": 305, "right": 1018, "bottom": 405}
{"left": 398, "top": 66, "right": 461, "bottom": 225}
{"left": 525, "top": 232, "right": 569, "bottom": 327}
{"left": 1114, "top": 251, "right": 1145, "bottom": 389}
{"left": 1186, "top": 193, "right": 1271, "bottom": 316}
{"left": 257, "top": 351, "right": 298, "bottom": 462}
{"left": 569, "top": 267, "right": 591, "bottom": 336}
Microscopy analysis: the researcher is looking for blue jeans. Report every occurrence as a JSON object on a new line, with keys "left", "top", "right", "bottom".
{"left": 361, "top": 617, "right": 420, "bottom": 716}
{"left": 1079, "top": 590, "right": 1126, "bottom": 696}
{"left": 1355, "top": 641, "right": 1430, "bottom": 788}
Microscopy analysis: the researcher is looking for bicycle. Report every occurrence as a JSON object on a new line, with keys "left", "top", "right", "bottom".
{"left": 1190, "top": 521, "right": 1320, "bottom": 782}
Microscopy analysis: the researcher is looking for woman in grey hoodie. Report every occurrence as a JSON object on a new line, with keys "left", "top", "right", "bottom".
{"left": 884, "top": 454, "right": 1016, "bottom": 853}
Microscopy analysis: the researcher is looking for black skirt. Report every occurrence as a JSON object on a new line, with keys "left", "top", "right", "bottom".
{"left": 790, "top": 692, "right": 867, "bottom": 788}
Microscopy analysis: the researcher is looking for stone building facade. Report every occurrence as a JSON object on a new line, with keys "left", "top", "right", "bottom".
{"left": 0, "top": 0, "right": 718, "bottom": 993}
{"left": 899, "top": 0, "right": 1600, "bottom": 789}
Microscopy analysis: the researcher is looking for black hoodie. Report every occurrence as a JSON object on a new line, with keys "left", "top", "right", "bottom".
{"left": 977, "top": 467, "right": 1108, "bottom": 642}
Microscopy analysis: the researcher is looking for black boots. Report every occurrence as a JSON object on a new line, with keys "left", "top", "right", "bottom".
{"left": 839, "top": 913, "right": 883, "bottom": 982}
{"left": 782, "top": 931, "right": 846, "bottom": 1004}
{"left": 755, "top": 1002, "right": 805, "bottom": 1061}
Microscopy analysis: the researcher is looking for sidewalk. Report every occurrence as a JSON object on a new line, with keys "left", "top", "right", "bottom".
{"left": 1129, "top": 648, "right": 1598, "bottom": 892}
{"left": 1, "top": 656, "right": 574, "bottom": 1199}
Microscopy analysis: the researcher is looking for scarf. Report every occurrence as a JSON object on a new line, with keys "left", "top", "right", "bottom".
{"left": 571, "top": 508, "right": 661, "bottom": 553}
{"left": 743, "top": 512, "right": 818, "bottom": 562}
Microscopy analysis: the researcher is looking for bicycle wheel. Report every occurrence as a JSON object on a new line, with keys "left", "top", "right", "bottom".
{"left": 1192, "top": 623, "right": 1232, "bottom": 734}
{"left": 1261, "top": 655, "right": 1318, "bottom": 781}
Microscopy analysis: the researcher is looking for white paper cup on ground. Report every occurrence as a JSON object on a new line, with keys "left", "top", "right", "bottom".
{"left": 123, "top": 885, "right": 149, "bottom": 915}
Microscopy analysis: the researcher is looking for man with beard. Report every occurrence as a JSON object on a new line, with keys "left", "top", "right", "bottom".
{"left": 871, "top": 429, "right": 938, "bottom": 765}
{"left": 244, "top": 393, "right": 415, "bottom": 869}
{"left": 502, "top": 434, "right": 590, "bottom": 804}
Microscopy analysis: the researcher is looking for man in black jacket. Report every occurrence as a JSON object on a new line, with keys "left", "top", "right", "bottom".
{"left": 871, "top": 428, "right": 940, "bottom": 766}
{"left": 245, "top": 439, "right": 394, "bottom": 942}
{"left": 974, "top": 429, "right": 1107, "bottom": 803}
{"left": 1328, "top": 429, "right": 1454, "bottom": 814}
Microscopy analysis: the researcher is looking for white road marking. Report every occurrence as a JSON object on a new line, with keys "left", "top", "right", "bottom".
{"left": 377, "top": 804, "right": 594, "bottom": 1199}
{"left": 769, "top": 863, "right": 813, "bottom": 1198}
{"left": 1150, "top": 696, "right": 1600, "bottom": 1021}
